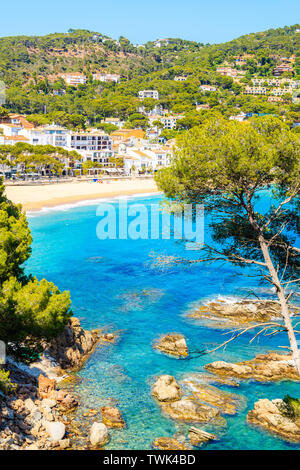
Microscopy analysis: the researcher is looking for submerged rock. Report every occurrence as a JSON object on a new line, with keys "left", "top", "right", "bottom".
{"left": 89, "top": 422, "right": 109, "bottom": 447}
{"left": 152, "top": 375, "right": 182, "bottom": 402}
{"left": 247, "top": 398, "right": 300, "bottom": 442}
{"left": 101, "top": 406, "right": 125, "bottom": 428}
{"left": 154, "top": 334, "right": 188, "bottom": 357}
{"left": 205, "top": 352, "right": 300, "bottom": 382}
{"left": 161, "top": 398, "right": 223, "bottom": 424}
{"left": 189, "top": 299, "right": 298, "bottom": 324}
{"left": 152, "top": 437, "right": 188, "bottom": 450}
{"left": 188, "top": 426, "right": 217, "bottom": 445}
{"left": 184, "top": 382, "right": 241, "bottom": 415}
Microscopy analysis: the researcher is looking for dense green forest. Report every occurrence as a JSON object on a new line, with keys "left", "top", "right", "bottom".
{"left": 0, "top": 25, "right": 299, "bottom": 129}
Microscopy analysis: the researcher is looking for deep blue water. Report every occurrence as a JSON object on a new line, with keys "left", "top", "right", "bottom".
{"left": 25, "top": 194, "right": 300, "bottom": 450}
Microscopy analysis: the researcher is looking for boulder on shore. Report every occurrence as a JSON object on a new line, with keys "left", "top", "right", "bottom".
{"left": 161, "top": 398, "right": 224, "bottom": 424}
{"left": 205, "top": 352, "right": 300, "bottom": 382}
{"left": 152, "top": 375, "right": 182, "bottom": 402}
{"left": 101, "top": 406, "right": 125, "bottom": 428}
{"left": 46, "top": 317, "right": 101, "bottom": 370}
{"left": 154, "top": 334, "right": 188, "bottom": 357}
{"left": 247, "top": 398, "right": 300, "bottom": 442}
{"left": 38, "top": 375, "right": 56, "bottom": 399}
{"left": 89, "top": 422, "right": 109, "bottom": 447}
{"left": 189, "top": 299, "right": 299, "bottom": 324}
{"left": 45, "top": 421, "right": 66, "bottom": 442}
{"left": 152, "top": 437, "right": 188, "bottom": 450}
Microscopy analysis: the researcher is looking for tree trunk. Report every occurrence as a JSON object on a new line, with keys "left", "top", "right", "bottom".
{"left": 259, "top": 237, "right": 300, "bottom": 375}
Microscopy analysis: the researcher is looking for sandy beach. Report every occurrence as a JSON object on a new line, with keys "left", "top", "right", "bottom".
{"left": 5, "top": 178, "right": 159, "bottom": 211}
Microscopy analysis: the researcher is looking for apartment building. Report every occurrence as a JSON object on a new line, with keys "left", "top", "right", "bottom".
{"left": 67, "top": 131, "right": 112, "bottom": 152}
{"left": 252, "top": 78, "right": 299, "bottom": 88}
{"left": 122, "top": 146, "right": 171, "bottom": 174}
{"left": 271, "top": 86, "right": 294, "bottom": 96}
{"left": 21, "top": 125, "right": 70, "bottom": 147}
{"left": 138, "top": 90, "right": 159, "bottom": 100}
{"left": 268, "top": 96, "right": 284, "bottom": 103}
{"left": 273, "top": 64, "right": 295, "bottom": 77}
{"left": 244, "top": 86, "right": 267, "bottom": 95}
{"left": 61, "top": 73, "right": 87, "bottom": 86}
{"left": 92, "top": 73, "right": 120, "bottom": 83}
{"left": 160, "top": 115, "right": 183, "bottom": 129}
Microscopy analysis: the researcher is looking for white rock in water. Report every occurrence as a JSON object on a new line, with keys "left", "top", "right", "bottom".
{"left": 45, "top": 421, "right": 65, "bottom": 441}
{"left": 89, "top": 422, "right": 109, "bottom": 447}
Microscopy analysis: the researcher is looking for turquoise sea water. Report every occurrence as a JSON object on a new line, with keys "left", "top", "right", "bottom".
{"left": 25, "top": 194, "right": 300, "bottom": 450}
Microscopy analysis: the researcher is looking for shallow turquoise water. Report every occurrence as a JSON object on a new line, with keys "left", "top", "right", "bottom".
{"left": 25, "top": 194, "right": 300, "bottom": 450}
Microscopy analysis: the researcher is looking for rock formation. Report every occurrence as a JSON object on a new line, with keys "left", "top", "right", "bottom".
{"left": 183, "top": 382, "right": 241, "bottom": 415}
{"left": 46, "top": 317, "right": 101, "bottom": 370}
{"left": 205, "top": 352, "right": 300, "bottom": 382}
{"left": 247, "top": 398, "right": 300, "bottom": 442}
{"left": 152, "top": 375, "right": 182, "bottom": 402}
{"left": 189, "top": 299, "right": 299, "bottom": 324}
{"left": 152, "top": 437, "right": 188, "bottom": 450}
{"left": 101, "top": 406, "right": 125, "bottom": 428}
{"left": 161, "top": 398, "right": 224, "bottom": 424}
{"left": 154, "top": 334, "right": 188, "bottom": 357}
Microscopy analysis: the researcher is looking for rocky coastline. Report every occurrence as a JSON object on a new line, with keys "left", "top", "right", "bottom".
{"left": 2, "top": 302, "right": 300, "bottom": 450}
{"left": 0, "top": 317, "right": 117, "bottom": 450}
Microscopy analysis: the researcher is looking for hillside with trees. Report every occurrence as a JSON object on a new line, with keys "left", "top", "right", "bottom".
{"left": 0, "top": 25, "right": 299, "bottom": 127}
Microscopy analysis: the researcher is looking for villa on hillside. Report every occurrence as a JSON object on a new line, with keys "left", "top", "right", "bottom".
{"left": 60, "top": 73, "right": 87, "bottom": 86}
{"left": 138, "top": 90, "right": 159, "bottom": 100}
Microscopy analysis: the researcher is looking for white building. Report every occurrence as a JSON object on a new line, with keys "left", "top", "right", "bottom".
{"left": 200, "top": 84, "right": 217, "bottom": 92}
{"left": 122, "top": 146, "right": 171, "bottom": 174}
{"left": 92, "top": 73, "right": 120, "bottom": 83}
{"left": 67, "top": 131, "right": 112, "bottom": 153}
{"left": 61, "top": 73, "right": 87, "bottom": 86}
{"left": 138, "top": 90, "right": 159, "bottom": 100}
{"left": 160, "top": 115, "right": 183, "bottom": 130}
{"left": 21, "top": 125, "right": 70, "bottom": 147}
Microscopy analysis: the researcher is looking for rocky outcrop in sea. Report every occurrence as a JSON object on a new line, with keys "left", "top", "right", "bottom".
{"left": 205, "top": 352, "right": 300, "bottom": 382}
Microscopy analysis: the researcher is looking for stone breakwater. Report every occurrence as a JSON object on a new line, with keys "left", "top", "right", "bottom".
{"left": 0, "top": 318, "right": 117, "bottom": 450}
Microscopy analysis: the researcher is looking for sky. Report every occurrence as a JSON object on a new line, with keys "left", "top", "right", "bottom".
{"left": 0, "top": 0, "right": 299, "bottom": 44}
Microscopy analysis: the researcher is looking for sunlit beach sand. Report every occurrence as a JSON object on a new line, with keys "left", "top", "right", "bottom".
{"left": 5, "top": 178, "right": 159, "bottom": 211}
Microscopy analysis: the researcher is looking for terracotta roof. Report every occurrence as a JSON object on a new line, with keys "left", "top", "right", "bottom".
{"left": 4, "top": 135, "right": 29, "bottom": 141}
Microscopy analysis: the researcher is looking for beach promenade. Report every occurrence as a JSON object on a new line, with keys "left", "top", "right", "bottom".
{"left": 5, "top": 178, "right": 159, "bottom": 211}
